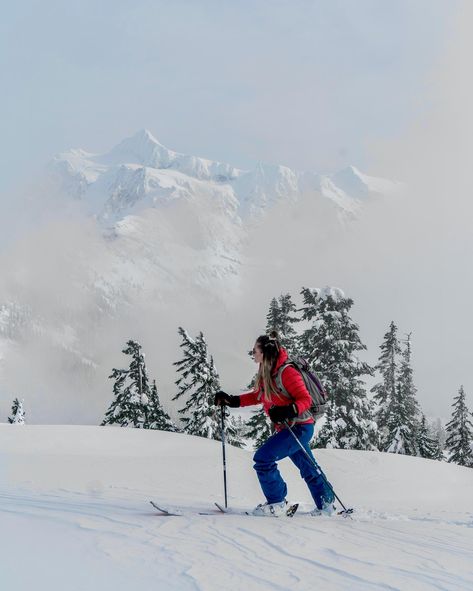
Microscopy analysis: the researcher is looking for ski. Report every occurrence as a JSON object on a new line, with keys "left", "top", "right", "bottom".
{"left": 149, "top": 501, "right": 183, "bottom": 516}
{"left": 149, "top": 500, "right": 299, "bottom": 517}
{"left": 337, "top": 507, "right": 354, "bottom": 518}
{"left": 287, "top": 503, "right": 300, "bottom": 517}
{"left": 215, "top": 501, "right": 299, "bottom": 517}
{"left": 298, "top": 506, "right": 354, "bottom": 518}
{"left": 149, "top": 501, "right": 354, "bottom": 518}
{"left": 150, "top": 501, "right": 222, "bottom": 516}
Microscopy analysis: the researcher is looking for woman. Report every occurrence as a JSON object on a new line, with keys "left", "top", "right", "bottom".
{"left": 215, "top": 332, "right": 335, "bottom": 517}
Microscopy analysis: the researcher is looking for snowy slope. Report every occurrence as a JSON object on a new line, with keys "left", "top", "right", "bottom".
{"left": 1, "top": 425, "right": 472, "bottom": 591}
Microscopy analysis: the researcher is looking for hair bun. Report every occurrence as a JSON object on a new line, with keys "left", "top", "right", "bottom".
{"left": 268, "top": 330, "right": 280, "bottom": 341}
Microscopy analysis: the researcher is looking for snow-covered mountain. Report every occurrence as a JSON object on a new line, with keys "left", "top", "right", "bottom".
{"left": 46, "top": 129, "right": 402, "bottom": 295}
{"left": 51, "top": 129, "right": 398, "bottom": 224}
{"left": 0, "top": 131, "right": 400, "bottom": 425}
{"left": 47, "top": 129, "right": 399, "bottom": 293}
{"left": 1, "top": 425, "right": 472, "bottom": 591}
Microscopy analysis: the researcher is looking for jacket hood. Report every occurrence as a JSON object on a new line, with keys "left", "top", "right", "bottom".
{"left": 272, "top": 347, "right": 288, "bottom": 374}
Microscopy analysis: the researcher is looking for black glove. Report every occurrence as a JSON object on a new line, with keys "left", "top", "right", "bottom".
{"left": 214, "top": 390, "right": 241, "bottom": 408}
{"left": 269, "top": 403, "right": 298, "bottom": 423}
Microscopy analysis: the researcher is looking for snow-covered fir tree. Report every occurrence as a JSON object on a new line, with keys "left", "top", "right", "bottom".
{"left": 266, "top": 297, "right": 279, "bottom": 330}
{"left": 102, "top": 340, "right": 150, "bottom": 428}
{"left": 429, "top": 418, "right": 447, "bottom": 453}
{"left": 385, "top": 334, "right": 420, "bottom": 455}
{"left": 245, "top": 408, "right": 273, "bottom": 449}
{"left": 173, "top": 327, "right": 244, "bottom": 446}
{"left": 218, "top": 407, "right": 245, "bottom": 449}
{"left": 371, "top": 321, "right": 401, "bottom": 448}
{"left": 243, "top": 364, "right": 270, "bottom": 449}
{"left": 417, "top": 414, "right": 443, "bottom": 460}
{"left": 227, "top": 414, "right": 247, "bottom": 448}
{"left": 8, "top": 398, "right": 25, "bottom": 424}
{"left": 445, "top": 386, "right": 473, "bottom": 467}
{"left": 147, "top": 380, "right": 178, "bottom": 432}
{"left": 244, "top": 292, "right": 300, "bottom": 444}
{"left": 102, "top": 340, "right": 175, "bottom": 430}
{"left": 298, "top": 287, "right": 377, "bottom": 450}
{"left": 266, "top": 293, "right": 299, "bottom": 355}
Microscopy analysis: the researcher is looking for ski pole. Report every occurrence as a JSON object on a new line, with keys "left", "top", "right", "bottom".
{"left": 284, "top": 420, "right": 352, "bottom": 516}
{"left": 220, "top": 405, "right": 228, "bottom": 508}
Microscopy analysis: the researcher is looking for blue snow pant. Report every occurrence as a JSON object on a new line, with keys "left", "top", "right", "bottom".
{"left": 253, "top": 423, "right": 334, "bottom": 509}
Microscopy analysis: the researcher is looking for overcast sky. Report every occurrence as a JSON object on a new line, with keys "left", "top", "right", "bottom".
{"left": 0, "top": 0, "right": 457, "bottom": 192}
{"left": 1, "top": 0, "right": 471, "bottom": 424}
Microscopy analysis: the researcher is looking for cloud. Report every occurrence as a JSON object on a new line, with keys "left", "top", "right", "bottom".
{"left": 1, "top": 1, "right": 470, "bottom": 424}
{"left": 224, "top": 1, "right": 473, "bottom": 420}
{"left": 341, "top": 0, "right": 473, "bottom": 416}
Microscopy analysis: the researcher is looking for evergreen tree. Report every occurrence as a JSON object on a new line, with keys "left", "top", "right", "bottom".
{"left": 173, "top": 327, "right": 222, "bottom": 440}
{"left": 245, "top": 407, "right": 273, "bottom": 449}
{"left": 243, "top": 293, "right": 299, "bottom": 446}
{"left": 417, "top": 414, "right": 443, "bottom": 460}
{"left": 385, "top": 426, "right": 406, "bottom": 455}
{"left": 102, "top": 340, "right": 174, "bottom": 430}
{"left": 298, "top": 287, "right": 377, "bottom": 450}
{"left": 147, "top": 380, "right": 178, "bottom": 432}
{"left": 445, "top": 386, "right": 473, "bottom": 467}
{"left": 102, "top": 340, "right": 150, "bottom": 427}
{"left": 266, "top": 293, "right": 299, "bottom": 355}
{"left": 384, "top": 334, "right": 420, "bottom": 455}
{"left": 371, "top": 321, "right": 401, "bottom": 447}
{"left": 8, "top": 398, "right": 25, "bottom": 424}
{"left": 231, "top": 414, "right": 247, "bottom": 439}
{"left": 429, "top": 418, "right": 446, "bottom": 452}
{"left": 243, "top": 366, "right": 271, "bottom": 448}
{"left": 266, "top": 297, "right": 279, "bottom": 332}
{"left": 219, "top": 407, "right": 246, "bottom": 449}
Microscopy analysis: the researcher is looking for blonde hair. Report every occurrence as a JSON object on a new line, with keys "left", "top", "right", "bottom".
{"left": 255, "top": 331, "right": 282, "bottom": 403}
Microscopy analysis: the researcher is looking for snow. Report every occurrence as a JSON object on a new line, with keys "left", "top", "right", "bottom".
{"left": 330, "top": 166, "right": 402, "bottom": 200}
{"left": 0, "top": 133, "right": 402, "bottom": 426}
{"left": 51, "top": 130, "right": 395, "bottom": 225}
{"left": 1, "top": 424, "right": 472, "bottom": 591}
{"left": 95, "top": 129, "right": 243, "bottom": 183}
{"left": 308, "top": 286, "right": 346, "bottom": 301}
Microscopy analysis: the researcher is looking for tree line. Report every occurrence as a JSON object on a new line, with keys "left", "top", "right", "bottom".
{"left": 5, "top": 287, "right": 473, "bottom": 468}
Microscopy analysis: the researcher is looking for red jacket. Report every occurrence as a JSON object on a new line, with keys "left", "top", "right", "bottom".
{"left": 239, "top": 347, "right": 314, "bottom": 430}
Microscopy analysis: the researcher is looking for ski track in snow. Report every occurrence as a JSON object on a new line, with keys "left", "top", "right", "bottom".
{"left": 1, "top": 426, "right": 473, "bottom": 591}
{"left": 1, "top": 489, "right": 473, "bottom": 591}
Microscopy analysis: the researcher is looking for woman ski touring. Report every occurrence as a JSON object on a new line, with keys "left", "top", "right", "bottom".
{"left": 215, "top": 331, "right": 336, "bottom": 517}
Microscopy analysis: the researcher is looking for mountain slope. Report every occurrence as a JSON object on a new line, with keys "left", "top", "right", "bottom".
{"left": 51, "top": 129, "right": 399, "bottom": 224}
{"left": 0, "top": 132, "right": 400, "bottom": 425}
{"left": 1, "top": 425, "right": 472, "bottom": 591}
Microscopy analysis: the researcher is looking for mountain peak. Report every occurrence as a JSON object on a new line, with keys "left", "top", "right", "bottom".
{"left": 132, "top": 128, "right": 162, "bottom": 146}
{"left": 97, "top": 129, "right": 175, "bottom": 169}
{"left": 330, "top": 165, "right": 394, "bottom": 200}
{"left": 51, "top": 130, "right": 396, "bottom": 224}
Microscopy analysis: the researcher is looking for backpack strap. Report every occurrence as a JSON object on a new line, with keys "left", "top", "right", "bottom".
{"left": 274, "top": 362, "right": 314, "bottom": 425}
{"left": 274, "top": 362, "right": 293, "bottom": 401}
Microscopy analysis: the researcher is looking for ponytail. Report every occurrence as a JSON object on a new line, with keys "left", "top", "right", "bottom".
{"left": 255, "top": 331, "right": 282, "bottom": 402}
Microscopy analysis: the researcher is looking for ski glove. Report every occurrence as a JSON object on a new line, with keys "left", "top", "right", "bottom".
{"left": 214, "top": 390, "right": 241, "bottom": 408}
{"left": 269, "top": 403, "right": 298, "bottom": 423}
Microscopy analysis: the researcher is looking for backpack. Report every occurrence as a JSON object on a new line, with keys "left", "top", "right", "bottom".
{"left": 274, "top": 356, "right": 329, "bottom": 420}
